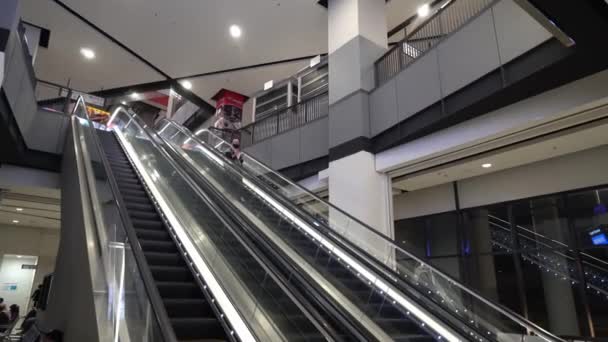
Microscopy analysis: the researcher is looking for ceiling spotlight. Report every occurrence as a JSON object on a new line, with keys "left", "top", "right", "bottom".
{"left": 80, "top": 47, "right": 96, "bottom": 60}
{"left": 230, "top": 25, "right": 242, "bottom": 38}
{"left": 482, "top": 163, "right": 493, "bottom": 168}
{"left": 417, "top": 4, "right": 430, "bottom": 17}
{"left": 130, "top": 93, "right": 140, "bottom": 100}
{"left": 12, "top": 220, "right": 19, "bottom": 224}
{"left": 180, "top": 80, "right": 193, "bottom": 90}
{"left": 16, "top": 208, "right": 23, "bottom": 211}
{"left": 121, "top": 101, "right": 127, "bottom": 105}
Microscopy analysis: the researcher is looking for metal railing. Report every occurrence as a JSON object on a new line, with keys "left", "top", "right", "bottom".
{"left": 375, "top": 0, "right": 494, "bottom": 85}
{"left": 241, "top": 91, "right": 328, "bottom": 147}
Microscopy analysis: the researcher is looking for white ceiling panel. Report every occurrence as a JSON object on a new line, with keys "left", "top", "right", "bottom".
{"left": 21, "top": 0, "right": 165, "bottom": 92}
{"left": 56, "top": 0, "right": 328, "bottom": 79}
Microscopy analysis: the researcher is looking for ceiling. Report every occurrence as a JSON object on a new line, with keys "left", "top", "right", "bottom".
{"left": 22, "top": 0, "right": 422, "bottom": 104}
{"left": 0, "top": 187, "right": 61, "bottom": 230}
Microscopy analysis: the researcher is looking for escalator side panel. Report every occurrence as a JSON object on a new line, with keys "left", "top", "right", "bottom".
{"left": 97, "top": 130, "right": 227, "bottom": 341}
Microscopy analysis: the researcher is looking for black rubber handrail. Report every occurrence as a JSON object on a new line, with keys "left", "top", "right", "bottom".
{"left": 73, "top": 97, "right": 178, "bottom": 342}
{"left": 188, "top": 125, "right": 565, "bottom": 342}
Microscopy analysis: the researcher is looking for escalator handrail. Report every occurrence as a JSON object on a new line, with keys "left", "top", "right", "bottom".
{"left": 185, "top": 124, "right": 564, "bottom": 342}
{"left": 74, "top": 98, "right": 178, "bottom": 342}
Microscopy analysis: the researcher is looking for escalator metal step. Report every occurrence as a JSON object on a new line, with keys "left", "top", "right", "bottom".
{"left": 163, "top": 298, "right": 212, "bottom": 318}
{"left": 136, "top": 228, "right": 171, "bottom": 241}
{"left": 150, "top": 265, "right": 193, "bottom": 282}
{"left": 132, "top": 218, "right": 164, "bottom": 230}
{"left": 157, "top": 281, "right": 202, "bottom": 299}
{"left": 144, "top": 252, "right": 185, "bottom": 266}
{"left": 140, "top": 239, "right": 178, "bottom": 253}
{"left": 170, "top": 317, "right": 224, "bottom": 340}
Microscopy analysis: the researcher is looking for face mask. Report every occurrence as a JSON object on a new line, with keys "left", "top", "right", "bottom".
{"left": 232, "top": 144, "right": 240, "bottom": 148}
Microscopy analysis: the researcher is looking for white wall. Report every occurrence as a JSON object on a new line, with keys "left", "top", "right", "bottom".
{"left": 393, "top": 144, "right": 608, "bottom": 219}
{"left": 0, "top": 255, "right": 38, "bottom": 312}
{"left": 458, "top": 144, "right": 608, "bottom": 209}
{"left": 393, "top": 182, "right": 456, "bottom": 220}
{"left": 0, "top": 224, "right": 60, "bottom": 310}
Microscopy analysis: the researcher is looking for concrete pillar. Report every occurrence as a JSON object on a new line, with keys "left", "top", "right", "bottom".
{"left": 0, "top": 0, "right": 20, "bottom": 86}
{"left": 531, "top": 198, "right": 580, "bottom": 336}
{"left": 468, "top": 209, "right": 499, "bottom": 300}
{"left": 0, "top": 0, "right": 19, "bottom": 32}
{"left": 328, "top": 0, "right": 387, "bottom": 150}
{"left": 326, "top": 1, "right": 391, "bottom": 261}
{"left": 328, "top": 151, "right": 393, "bottom": 260}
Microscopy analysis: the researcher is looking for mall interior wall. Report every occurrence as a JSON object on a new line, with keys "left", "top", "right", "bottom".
{"left": 394, "top": 144, "right": 608, "bottom": 219}
{"left": 0, "top": 224, "right": 59, "bottom": 308}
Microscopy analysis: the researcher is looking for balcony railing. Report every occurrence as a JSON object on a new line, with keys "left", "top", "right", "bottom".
{"left": 241, "top": 91, "right": 328, "bottom": 147}
{"left": 375, "top": 0, "right": 494, "bottom": 85}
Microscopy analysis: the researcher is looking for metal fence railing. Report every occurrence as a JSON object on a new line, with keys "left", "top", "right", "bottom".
{"left": 241, "top": 91, "right": 328, "bottom": 147}
{"left": 375, "top": 0, "right": 494, "bottom": 85}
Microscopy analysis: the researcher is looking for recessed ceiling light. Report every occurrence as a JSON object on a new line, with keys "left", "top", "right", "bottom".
{"left": 230, "top": 25, "right": 242, "bottom": 38}
{"left": 180, "top": 80, "right": 193, "bottom": 90}
{"left": 130, "top": 92, "right": 140, "bottom": 100}
{"left": 121, "top": 101, "right": 127, "bottom": 105}
{"left": 12, "top": 220, "right": 19, "bottom": 224}
{"left": 16, "top": 208, "right": 23, "bottom": 211}
{"left": 482, "top": 163, "right": 493, "bottom": 168}
{"left": 80, "top": 47, "right": 96, "bottom": 60}
{"left": 17, "top": 255, "right": 22, "bottom": 258}
{"left": 417, "top": 4, "right": 430, "bottom": 17}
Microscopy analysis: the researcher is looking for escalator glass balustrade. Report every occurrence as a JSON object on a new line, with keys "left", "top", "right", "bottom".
{"left": 155, "top": 120, "right": 565, "bottom": 342}
{"left": 105, "top": 108, "right": 332, "bottom": 341}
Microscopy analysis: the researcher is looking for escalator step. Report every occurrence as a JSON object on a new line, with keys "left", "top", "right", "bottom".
{"left": 163, "top": 298, "right": 212, "bottom": 318}
{"left": 116, "top": 177, "right": 141, "bottom": 186}
{"left": 157, "top": 281, "right": 202, "bottom": 299}
{"left": 126, "top": 202, "right": 155, "bottom": 212}
{"left": 120, "top": 189, "right": 148, "bottom": 198}
{"left": 118, "top": 182, "right": 146, "bottom": 192}
{"left": 136, "top": 228, "right": 170, "bottom": 241}
{"left": 122, "top": 194, "right": 152, "bottom": 205}
{"left": 170, "top": 317, "right": 224, "bottom": 340}
{"left": 150, "top": 265, "right": 193, "bottom": 282}
{"left": 140, "top": 239, "right": 177, "bottom": 253}
{"left": 145, "top": 252, "right": 184, "bottom": 266}
{"left": 132, "top": 218, "right": 164, "bottom": 230}
{"left": 393, "top": 335, "right": 437, "bottom": 342}
{"left": 129, "top": 209, "right": 159, "bottom": 220}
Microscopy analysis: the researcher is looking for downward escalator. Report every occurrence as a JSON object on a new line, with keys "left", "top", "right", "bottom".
{"left": 97, "top": 130, "right": 227, "bottom": 341}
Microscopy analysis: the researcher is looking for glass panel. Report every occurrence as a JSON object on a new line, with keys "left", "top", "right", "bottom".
{"left": 158, "top": 122, "right": 561, "bottom": 341}
{"left": 73, "top": 99, "right": 165, "bottom": 341}
{"left": 108, "top": 111, "right": 325, "bottom": 341}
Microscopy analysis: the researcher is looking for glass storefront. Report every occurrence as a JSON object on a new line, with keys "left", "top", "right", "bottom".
{"left": 394, "top": 186, "right": 608, "bottom": 338}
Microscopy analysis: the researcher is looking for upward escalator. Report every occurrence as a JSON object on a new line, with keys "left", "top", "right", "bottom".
{"left": 97, "top": 130, "right": 226, "bottom": 341}
{"left": 155, "top": 120, "right": 566, "bottom": 342}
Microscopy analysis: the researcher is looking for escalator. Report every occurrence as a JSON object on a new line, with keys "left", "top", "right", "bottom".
{"left": 155, "top": 120, "right": 566, "bottom": 342}
{"left": 97, "top": 130, "right": 226, "bottom": 341}
{"left": 61, "top": 97, "right": 356, "bottom": 342}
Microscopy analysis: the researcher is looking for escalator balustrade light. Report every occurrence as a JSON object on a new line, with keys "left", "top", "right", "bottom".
{"left": 241, "top": 177, "right": 462, "bottom": 342}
